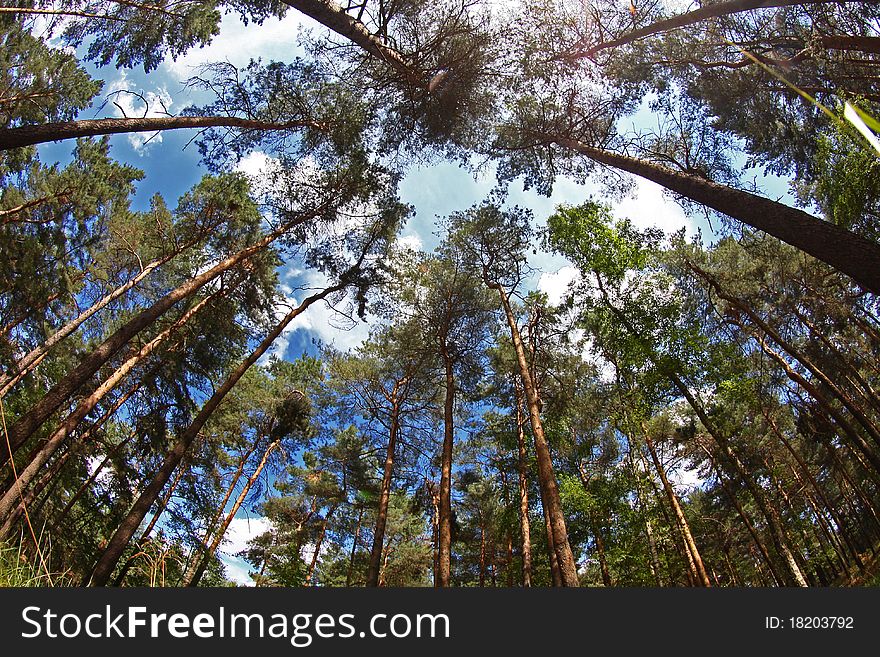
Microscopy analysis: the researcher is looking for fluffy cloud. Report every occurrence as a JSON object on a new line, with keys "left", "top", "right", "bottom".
{"left": 104, "top": 71, "right": 173, "bottom": 153}
{"left": 615, "top": 177, "right": 696, "bottom": 236}
{"left": 163, "top": 13, "right": 309, "bottom": 82}
{"left": 216, "top": 515, "right": 272, "bottom": 586}
{"left": 537, "top": 265, "right": 579, "bottom": 307}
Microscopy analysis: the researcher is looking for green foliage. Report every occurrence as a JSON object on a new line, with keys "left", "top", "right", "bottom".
{"left": 545, "top": 201, "right": 660, "bottom": 283}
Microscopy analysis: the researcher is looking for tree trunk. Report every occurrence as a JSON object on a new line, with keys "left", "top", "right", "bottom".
{"left": 281, "top": 0, "right": 425, "bottom": 87}
{"left": 764, "top": 409, "right": 865, "bottom": 570}
{"left": 112, "top": 461, "right": 189, "bottom": 587}
{"left": 675, "top": 371, "right": 809, "bottom": 586}
{"left": 641, "top": 428, "right": 711, "bottom": 587}
{"left": 84, "top": 280, "right": 345, "bottom": 586}
{"left": 1, "top": 367, "right": 146, "bottom": 499}
{"left": 574, "top": 462, "right": 613, "bottom": 587}
{"left": 818, "top": 34, "right": 880, "bottom": 55}
{"left": 478, "top": 521, "right": 486, "bottom": 587}
{"left": 790, "top": 306, "right": 880, "bottom": 417}
{"left": 752, "top": 331, "right": 880, "bottom": 474}
{"left": 49, "top": 432, "right": 135, "bottom": 534}
{"left": 0, "top": 115, "right": 322, "bottom": 151}
{"left": 701, "top": 445, "right": 785, "bottom": 586}
{"left": 594, "top": 274, "right": 806, "bottom": 586}
{"left": 0, "top": 292, "right": 215, "bottom": 532}
{"left": 580, "top": 0, "right": 833, "bottom": 57}
{"left": 346, "top": 506, "right": 363, "bottom": 586}
{"left": 180, "top": 445, "right": 255, "bottom": 585}
{"left": 592, "top": 516, "right": 612, "bottom": 587}
{"left": 2, "top": 206, "right": 323, "bottom": 463}
{"left": 305, "top": 505, "right": 338, "bottom": 586}
{"left": 542, "top": 499, "right": 562, "bottom": 586}
{"left": 690, "top": 261, "right": 880, "bottom": 448}
{"left": 366, "top": 384, "right": 403, "bottom": 587}
{"left": 550, "top": 137, "right": 880, "bottom": 295}
{"left": 491, "top": 284, "right": 579, "bottom": 586}
{"left": 436, "top": 346, "right": 455, "bottom": 587}
{"left": 0, "top": 447, "right": 73, "bottom": 539}
{"left": 184, "top": 440, "right": 280, "bottom": 587}
{"left": 514, "top": 389, "right": 532, "bottom": 587}
{"left": 0, "top": 224, "right": 219, "bottom": 398}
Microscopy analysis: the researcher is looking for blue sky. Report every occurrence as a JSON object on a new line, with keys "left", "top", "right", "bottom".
{"left": 32, "top": 7, "right": 801, "bottom": 584}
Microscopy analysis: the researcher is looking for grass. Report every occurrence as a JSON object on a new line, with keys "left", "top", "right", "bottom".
{"left": 0, "top": 536, "right": 74, "bottom": 587}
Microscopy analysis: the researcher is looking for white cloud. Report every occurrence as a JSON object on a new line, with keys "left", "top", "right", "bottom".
{"left": 668, "top": 463, "right": 704, "bottom": 491}
{"left": 105, "top": 71, "right": 174, "bottom": 153}
{"left": 215, "top": 515, "right": 271, "bottom": 586}
{"left": 615, "top": 177, "right": 695, "bottom": 236}
{"left": 397, "top": 234, "right": 424, "bottom": 252}
{"left": 221, "top": 555, "right": 256, "bottom": 586}
{"left": 221, "top": 515, "right": 272, "bottom": 554}
{"left": 285, "top": 269, "right": 374, "bottom": 352}
{"left": 537, "top": 265, "right": 578, "bottom": 306}
{"left": 164, "top": 13, "right": 308, "bottom": 82}
{"left": 235, "top": 150, "right": 276, "bottom": 179}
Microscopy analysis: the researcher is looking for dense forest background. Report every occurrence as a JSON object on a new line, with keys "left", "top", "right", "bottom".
{"left": 1, "top": 0, "right": 880, "bottom": 587}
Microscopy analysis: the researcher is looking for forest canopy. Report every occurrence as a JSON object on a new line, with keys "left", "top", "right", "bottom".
{"left": 1, "top": 0, "right": 879, "bottom": 588}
